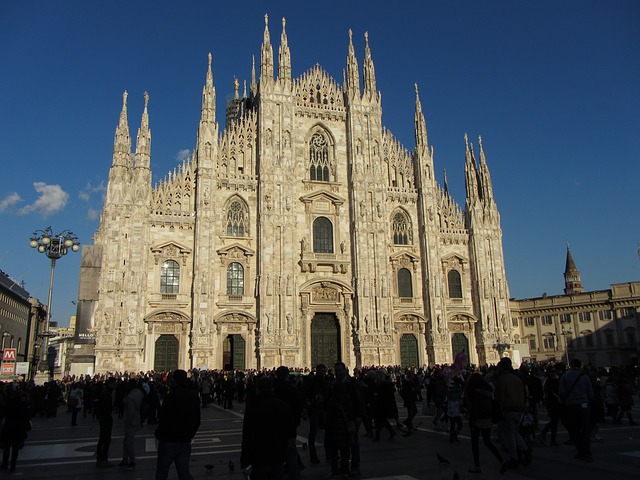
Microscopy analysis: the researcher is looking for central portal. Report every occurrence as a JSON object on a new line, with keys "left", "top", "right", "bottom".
{"left": 223, "top": 334, "right": 246, "bottom": 370}
{"left": 154, "top": 334, "right": 179, "bottom": 372}
{"left": 311, "top": 313, "right": 340, "bottom": 368}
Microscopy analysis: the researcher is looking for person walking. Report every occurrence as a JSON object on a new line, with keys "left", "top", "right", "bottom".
{"left": 0, "top": 388, "right": 31, "bottom": 473}
{"left": 494, "top": 357, "right": 531, "bottom": 473}
{"left": 115, "top": 379, "right": 144, "bottom": 469}
{"left": 303, "top": 364, "right": 330, "bottom": 463}
{"left": 463, "top": 373, "right": 503, "bottom": 473}
{"left": 273, "top": 366, "right": 304, "bottom": 480}
{"left": 240, "top": 376, "right": 292, "bottom": 480}
{"left": 68, "top": 382, "right": 83, "bottom": 426}
{"left": 326, "top": 362, "right": 365, "bottom": 478}
{"left": 559, "top": 358, "right": 594, "bottom": 462}
{"left": 538, "top": 365, "right": 562, "bottom": 446}
{"left": 95, "top": 377, "right": 117, "bottom": 468}
{"left": 154, "top": 369, "right": 201, "bottom": 480}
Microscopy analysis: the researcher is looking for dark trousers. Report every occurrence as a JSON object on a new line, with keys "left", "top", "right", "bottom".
{"left": 470, "top": 425, "right": 503, "bottom": 468}
{"left": 2, "top": 442, "right": 20, "bottom": 470}
{"left": 96, "top": 416, "right": 113, "bottom": 461}
{"left": 307, "top": 408, "right": 324, "bottom": 461}
{"left": 155, "top": 441, "right": 193, "bottom": 480}
{"left": 566, "top": 405, "right": 591, "bottom": 458}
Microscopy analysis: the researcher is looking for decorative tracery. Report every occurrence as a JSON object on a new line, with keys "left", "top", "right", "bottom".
{"left": 226, "top": 199, "right": 248, "bottom": 236}
{"left": 392, "top": 211, "right": 412, "bottom": 245}
{"left": 309, "top": 133, "right": 330, "bottom": 182}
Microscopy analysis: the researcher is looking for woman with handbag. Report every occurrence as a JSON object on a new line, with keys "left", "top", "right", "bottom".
{"left": 463, "top": 373, "right": 504, "bottom": 473}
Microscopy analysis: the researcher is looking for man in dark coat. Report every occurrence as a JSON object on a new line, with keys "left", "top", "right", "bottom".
{"left": 273, "top": 366, "right": 304, "bottom": 480}
{"left": 241, "top": 376, "right": 292, "bottom": 480}
{"left": 155, "top": 369, "right": 201, "bottom": 480}
{"left": 95, "top": 378, "right": 116, "bottom": 468}
{"left": 303, "top": 364, "right": 330, "bottom": 463}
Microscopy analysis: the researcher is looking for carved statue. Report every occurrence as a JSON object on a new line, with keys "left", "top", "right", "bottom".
{"left": 340, "top": 241, "right": 346, "bottom": 254}
{"left": 364, "top": 315, "right": 370, "bottom": 334}
{"left": 501, "top": 314, "right": 509, "bottom": 333}
{"left": 351, "top": 315, "right": 359, "bottom": 332}
{"left": 286, "top": 313, "right": 293, "bottom": 334}
{"left": 301, "top": 237, "right": 308, "bottom": 252}
{"left": 383, "top": 315, "right": 390, "bottom": 334}
{"left": 266, "top": 312, "right": 272, "bottom": 334}
{"left": 437, "top": 314, "right": 443, "bottom": 334}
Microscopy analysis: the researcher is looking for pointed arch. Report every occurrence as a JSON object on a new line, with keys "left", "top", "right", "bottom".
{"left": 306, "top": 125, "right": 336, "bottom": 183}
{"left": 225, "top": 195, "right": 250, "bottom": 237}
{"left": 391, "top": 208, "right": 413, "bottom": 245}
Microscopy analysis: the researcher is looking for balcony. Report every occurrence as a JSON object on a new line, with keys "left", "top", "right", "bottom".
{"left": 299, "top": 251, "right": 349, "bottom": 274}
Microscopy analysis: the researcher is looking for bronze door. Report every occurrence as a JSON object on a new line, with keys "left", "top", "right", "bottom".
{"left": 232, "top": 334, "right": 246, "bottom": 370}
{"left": 223, "top": 334, "right": 246, "bottom": 370}
{"left": 311, "top": 313, "right": 340, "bottom": 368}
{"left": 154, "top": 334, "right": 179, "bottom": 372}
{"left": 400, "top": 333, "right": 419, "bottom": 367}
{"left": 451, "top": 332, "right": 469, "bottom": 363}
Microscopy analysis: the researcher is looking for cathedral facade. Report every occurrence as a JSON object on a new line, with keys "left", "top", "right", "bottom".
{"left": 83, "top": 17, "right": 513, "bottom": 373}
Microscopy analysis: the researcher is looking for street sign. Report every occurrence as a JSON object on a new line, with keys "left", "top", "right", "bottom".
{"left": 1, "top": 362, "right": 15, "bottom": 375}
{"left": 2, "top": 348, "right": 16, "bottom": 362}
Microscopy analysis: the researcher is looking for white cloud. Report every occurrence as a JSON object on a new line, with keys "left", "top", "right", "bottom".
{"left": 18, "top": 182, "right": 69, "bottom": 217}
{"left": 79, "top": 181, "right": 106, "bottom": 202}
{"left": 176, "top": 149, "right": 191, "bottom": 163}
{"left": 0, "top": 192, "right": 22, "bottom": 213}
{"left": 87, "top": 208, "right": 99, "bottom": 221}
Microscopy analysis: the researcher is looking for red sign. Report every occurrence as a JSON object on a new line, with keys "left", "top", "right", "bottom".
{"left": 1, "top": 362, "right": 15, "bottom": 375}
{"left": 2, "top": 349, "right": 16, "bottom": 362}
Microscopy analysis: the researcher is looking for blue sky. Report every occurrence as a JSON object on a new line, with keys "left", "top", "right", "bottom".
{"left": 1, "top": 1, "right": 639, "bottom": 328}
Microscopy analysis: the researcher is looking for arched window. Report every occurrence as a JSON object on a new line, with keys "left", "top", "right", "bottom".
{"left": 392, "top": 212, "right": 411, "bottom": 245}
{"left": 227, "top": 262, "right": 244, "bottom": 296}
{"left": 309, "top": 133, "right": 330, "bottom": 182}
{"left": 398, "top": 268, "right": 413, "bottom": 298}
{"left": 448, "top": 270, "right": 462, "bottom": 298}
{"left": 313, "top": 217, "right": 333, "bottom": 253}
{"left": 226, "top": 200, "right": 248, "bottom": 237}
{"left": 160, "top": 260, "right": 180, "bottom": 294}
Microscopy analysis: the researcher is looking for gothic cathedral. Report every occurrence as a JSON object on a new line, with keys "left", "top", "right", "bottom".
{"left": 85, "top": 16, "right": 513, "bottom": 373}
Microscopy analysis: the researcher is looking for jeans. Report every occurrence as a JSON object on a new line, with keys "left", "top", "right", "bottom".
{"left": 500, "top": 411, "right": 528, "bottom": 462}
{"left": 122, "top": 425, "right": 139, "bottom": 463}
{"left": 155, "top": 441, "right": 193, "bottom": 480}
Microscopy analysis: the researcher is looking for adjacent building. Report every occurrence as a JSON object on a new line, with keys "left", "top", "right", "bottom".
{"left": 0, "top": 269, "right": 47, "bottom": 379}
{"left": 79, "top": 17, "right": 513, "bottom": 373}
{"left": 510, "top": 247, "right": 640, "bottom": 366}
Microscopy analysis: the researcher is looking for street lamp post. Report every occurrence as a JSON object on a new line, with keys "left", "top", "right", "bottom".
{"left": 561, "top": 326, "right": 572, "bottom": 365}
{"left": 29, "top": 227, "right": 80, "bottom": 378}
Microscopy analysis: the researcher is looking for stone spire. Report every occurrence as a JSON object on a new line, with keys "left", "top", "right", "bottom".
{"left": 564, "top": 243, "right": 584, "bottom": 295}
{"left": 443, "top": 169, "right": 449, "bottom": 196}
{"left": 134, "top": 92, "right": 151, "bottom": 170}
{"left": 278, "top": 17, "right": 291, "bottom": 82}
{"left": 477, "top": 135, "right": 494, "bottom": 203}
{"left": 346, "top": 29, "right": 360, "bottom": 99}
{"left": 464, "top": 133, "right": 480, "bottom": 204}
{"left": 201, "top": 53, "right": 216, "bottom": 124}
{"left": 260, "top": 14, "right": 274, "bottom": 85}
{"left": 362, "top": 31, "right": 377, "bottom": 101}
{"left": 112, "top": 91, "right": 132, "bottom": 168}
{"left": 195, "top": 53, "right": 219, "bottom": 169}
{"left": 414, "top": 84, "right": 428, "bottom": 150}
{"left": 250, "top": 55, "right": 257, "bottom": 96}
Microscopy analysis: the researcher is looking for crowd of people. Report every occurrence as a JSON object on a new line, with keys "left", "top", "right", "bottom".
{"left": 0, "top": 358, "right": 637, "bottom": 478}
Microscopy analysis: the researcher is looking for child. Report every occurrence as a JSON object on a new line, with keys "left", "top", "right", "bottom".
{"left": 447, "top": 377, "right": 464, "bottom": 443}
